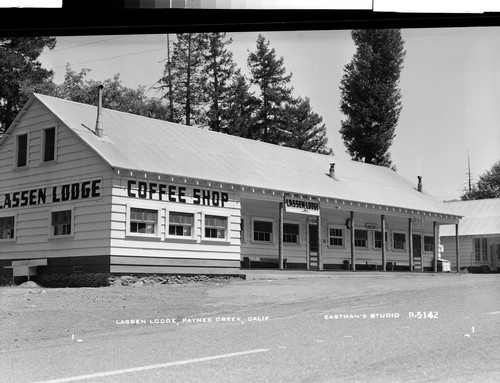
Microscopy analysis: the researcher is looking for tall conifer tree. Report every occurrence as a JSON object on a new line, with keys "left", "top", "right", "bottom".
{"left": 283, "top": 96, "right": 333, "bottom": 154}
{"left": 247, "top": 34, "right": 293, "bottom": 144}
{"left": 159, "top": 33, "right": 207, "bottom": 126}
{"left": 339, "top": 29, "right": 405, "bottom": 167}
{"left": 203, "top": 32, "right": 238, "bottom": 132}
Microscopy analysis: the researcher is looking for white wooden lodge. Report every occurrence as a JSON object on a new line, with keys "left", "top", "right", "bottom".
{"left": 440, "top": 198, "right": 500, "bottom": 273}
{"left": 0, "top": 93, "right": 462, "bottom": 277}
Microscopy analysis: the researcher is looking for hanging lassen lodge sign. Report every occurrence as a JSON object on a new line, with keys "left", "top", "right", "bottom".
{"left": 284, "top": 196, "right": 320, "bottom": 216}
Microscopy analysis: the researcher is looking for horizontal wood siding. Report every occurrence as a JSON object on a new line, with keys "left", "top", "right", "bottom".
{"left": 108, "top": 175, "right": 241, "bottom": 273}
{"left": 441, "top": 237, "right": 480, "bottom": 269}
{"left": 0, "top": 99, "right": 114, "bottom": 263}
{"left": 241, "top": 197, "right": 440, "bottom": 268}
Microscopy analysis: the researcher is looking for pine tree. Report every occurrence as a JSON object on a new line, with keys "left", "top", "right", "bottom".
{"left": 339, "top": 29, "right": 405, "bottom": 167}
{"left": 203, "top": 32, "right": 238, "bottom": 132}
{"left": 159, "top": 33, "right": 207, "bottom": 126}
{"left": 283, "top": 96, "right": 333, "bottom": 154}
{"left": 247, "top": 34, "right": 293, "bottom": 144}
{"left": 224, "top": 70, "right": 258, "bottom": 138}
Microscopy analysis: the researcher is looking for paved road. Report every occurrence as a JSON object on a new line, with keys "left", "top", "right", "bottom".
{"left": 1, "top": 274, "right": 499, "bottom": 382}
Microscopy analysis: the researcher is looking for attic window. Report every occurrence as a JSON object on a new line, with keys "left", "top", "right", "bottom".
{"left": 43, "top": 127, "right": 56, "bottom": 162}
{"left": 16, "top": 134, "right": 28, "bottom": 167}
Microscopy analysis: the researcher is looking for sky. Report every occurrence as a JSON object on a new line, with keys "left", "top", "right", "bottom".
{"left": 37, "top": 26, "right": 500, "bottom": 202}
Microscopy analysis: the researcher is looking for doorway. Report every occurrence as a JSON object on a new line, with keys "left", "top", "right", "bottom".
{"left": 308, "top": 224, "right": 319, "bottom": 270}
{"left": 490, "top": 241, "right": 500, "bottom": 271}
{"left": 412, "top": 234, "right": 422, "bottom": 271}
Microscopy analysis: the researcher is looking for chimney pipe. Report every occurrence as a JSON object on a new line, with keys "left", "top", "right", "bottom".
{"left": 95, "top": 85, "right": 104, "bottom": 138}
{"left": 417, "top": 176, "right": 422, "bottom": 192}
{"left": 329, "top": 163, "right": 335, "bottom": 178}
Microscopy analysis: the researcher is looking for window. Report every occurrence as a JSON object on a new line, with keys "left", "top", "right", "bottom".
{"left": 51, "top": 210, "right": 72, "bottom": 236}
{"left": 169, "top": 212, "right": 194, "bottom": 237}
{"left": 393, "top": 232, "right": 406, "bottom": 250}
{"left": 253, "top": 220, "right": 273, "bottom": 242}
{"left": 329, "top": 227, "right": 343, "bottom": 247}
{"left": 0, "top": 216, "right": 15, "bottom": 239}
{"left": 354, "top": 229, "right": 368, "bottom": 248}
{"left": 374, "top": 231, "right": 388, "bottom": 249}
{"left": 474, "top": 238, "right": 481, "bottom": 261}
{"left": 204, "top": 215, "right": 227, "bottom": 239}
{"left": 240, "top": 219, "right": 245, "bottom": 242}
{"left": 43, "top": 127, "right": 56, "bottom": 162}
{"left": 482, "top": 238, "right": 488, "bottom": 261}
{"left": 130, "top": 208, "right": 157, "bottom": 234}
{"left": 424, "top": 236, "right": 434, "bottom": 252}
{"left": 16, "top": 134, "right": 28, "bottom": 167}
{"left": 283, "top": 223, "right": 299, "bottom": 244}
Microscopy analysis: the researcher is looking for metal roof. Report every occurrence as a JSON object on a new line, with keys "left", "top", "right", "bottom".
{"left": 440, "top": 198, "right": 500, "bottom": 237}
{"left": 23, "top": 94, "right": 460, "bottom": 219}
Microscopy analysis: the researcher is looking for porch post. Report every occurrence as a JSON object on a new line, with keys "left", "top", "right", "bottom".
{"left": 381, "top": 215, "right": 386, "bottom": 271}
{"left": 408, "top": 218, "right": 413, "bottom": 272}
{"left": 318, "top": 215, "right": 322, "bottom": 270}
{"left": 455, "top": 223, "right": 460, "bottom": 272}
{"left": 350, "top": 211, "right": 355, "bottom": 271}
{"left": 433, "top": 221, "right": 438, "bottom": 272}
{"left": 278, "top": 202, "right": 284, "bottom": 270}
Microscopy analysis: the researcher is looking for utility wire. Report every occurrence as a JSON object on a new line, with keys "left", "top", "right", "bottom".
{"left": 45, "top": 36, "right": 127, "bottom": 53}
{"left": 46, "top": 47, "right": 166, "bottom": 70}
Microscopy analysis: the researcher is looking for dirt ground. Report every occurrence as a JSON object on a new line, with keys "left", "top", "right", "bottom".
{"left": 1, "top": 273, "right": 498, "bottom": 354}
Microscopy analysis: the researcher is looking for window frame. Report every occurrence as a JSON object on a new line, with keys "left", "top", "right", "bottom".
{"left": 202, "top": 213, "right": 229, "bottom": 242}
{"left": 42, "top": 126, "right": 57, "bottom": 163}
{"left": 474, "top": 238, "right": 481, "bottom": 261}
{"left": 167, "top": 211, "right": 196, "bottom": 239}
{"left": 373, "top": 230, "right": 389, "bottom": 250}
{"left": 48, "top": 207, "right": 75, "bottom": 239}
{"left": 251, "top": 217, "right": 274, "bottom": 244}
{"left": 126, "top": 204, "right": 161, "bottom": 239}
{"left": 481, "top": 238, "right": 488, "bottom": 261}
{"left": 354, "top": 229, "right": 368, "bottom": 249}
{"left": 0, "top": 213, "right": 16, "bottom": 242}
{"left": 15, "top": 133, "right": 29, "bottom": 168}
{"left": 283, "top": 221, "right": 300, "bottom": 245}
{"left": 327, "top": 225, "right": 345, "bottom": 248}
{"left": 392, "top": 231, "right": 407, "bottom": 251}
{"left": 423, "top": 235, "right": 435, "bottom": 253}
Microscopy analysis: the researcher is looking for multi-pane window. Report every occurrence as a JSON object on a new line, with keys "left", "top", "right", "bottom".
{"left": 43, "top": 127, "right": 56, "bottom": 162}
{"left": 474, "top": 238, "right": 481, "bottom": 261}
{"left": 169, "top": 212, "right": 194, "bottom": 237}
{"left": 354, "top": 229, "right": 368, "bottom": 248}
{"left": 254, "top": 220, "right": 273, "bottom": 242}
{"left": 424, "top": 236, "right": 434, "bottom": 252}
{"left": 0, "top": 216, "right": 15, "bottom": 239}
{"left": 329, "top": 227, "right": 343, "bottom": 246}
{"left": 204, "top": 215, "right": 227, "bottom": 239}
{"left": 393, "top": 232, "right": 406, "bottom": 250}
{"left": 283, "top": 223, "right": 299, "bottom": 244}
{"left": 52, "top": 210, "right": 72, "bottom": 236}
{"left": 482, "top": 238, "right": 488, "bottom": 261}
{"left": 374, "top": 231, "right": 388, "bottom": 249}
{"left": 130, "top": 208, "right": 157, "bottom": 234}
{"left": 16, "top": 134, "right": 28, "bottom": 167}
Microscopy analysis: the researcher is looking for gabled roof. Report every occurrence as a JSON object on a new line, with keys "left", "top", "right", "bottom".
{"left": 440, "top": 198, "right": 500, "bottom": 237}
{"left": 5, "top": 93, "right": 460, "bottom": 219}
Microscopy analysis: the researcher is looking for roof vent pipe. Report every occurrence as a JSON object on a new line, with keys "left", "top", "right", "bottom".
{"left": 95, "top": 85, "right": 104, "bottom": 138}
{"left": 329, "top": 163, "right": 335, "bottom": 178}
{"left": 417, "top": 176, "right": 423, "bottom": 192}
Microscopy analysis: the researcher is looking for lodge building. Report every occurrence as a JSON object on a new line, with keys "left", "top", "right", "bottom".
{"left": 440, "top": 198, "right": 500, "bottom": 273}
{"left": 0, "top": 93, "right": 462, "bottom": 277}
